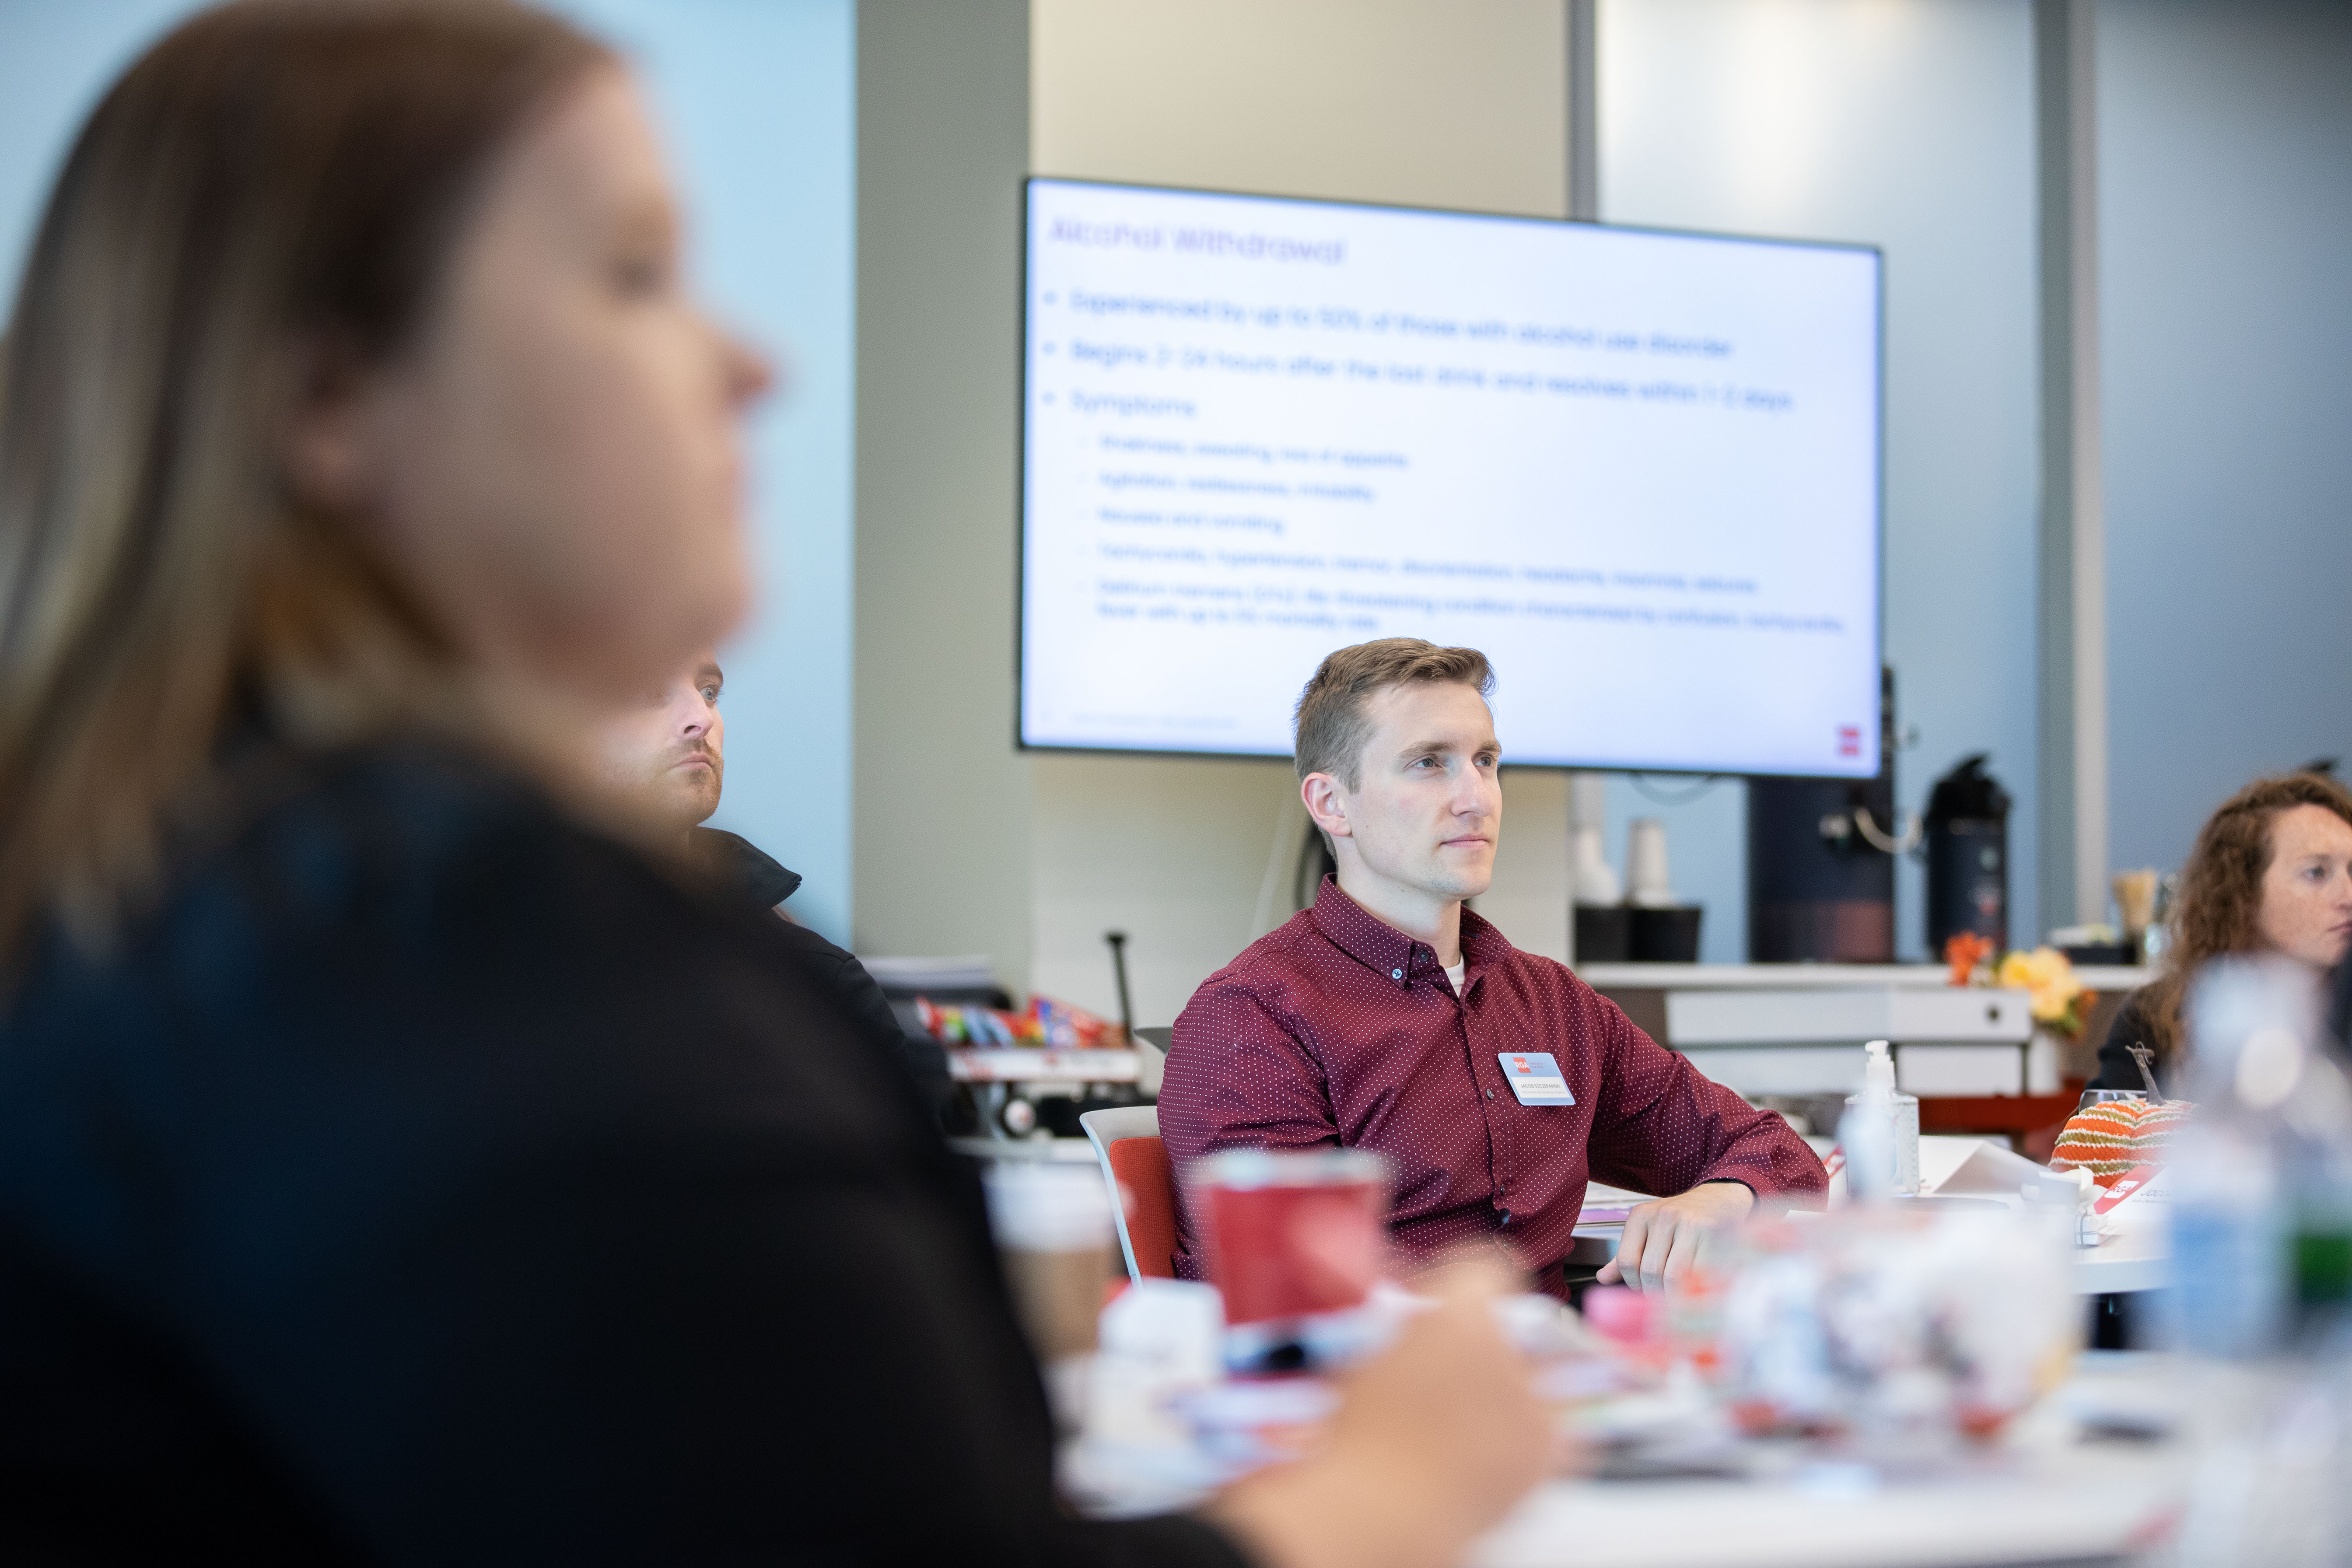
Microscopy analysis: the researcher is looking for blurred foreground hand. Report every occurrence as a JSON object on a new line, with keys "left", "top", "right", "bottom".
{"left": 1208, "top": 1258, "right": 1549, "bottom": 1568}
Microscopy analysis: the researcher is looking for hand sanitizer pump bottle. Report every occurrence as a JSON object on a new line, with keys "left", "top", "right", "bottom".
{"left": 1840, "top": 1040, "right": 1921, "bottom": 1199}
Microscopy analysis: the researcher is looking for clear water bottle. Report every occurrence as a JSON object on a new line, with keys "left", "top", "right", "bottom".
{"left": 2163, "top": 956, "right": 2352, "bottom": 1565}
{"left": 2279, "top": 1043, "right": 2352, "bottom": 1355}
{"left": 2165, "top": 955, "right": 2352, "bottom": 1359}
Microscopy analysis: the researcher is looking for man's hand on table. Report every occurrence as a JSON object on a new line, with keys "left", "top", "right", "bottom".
{"left": 1595, "top": 1180, "right": 1754, "bottom": 1293}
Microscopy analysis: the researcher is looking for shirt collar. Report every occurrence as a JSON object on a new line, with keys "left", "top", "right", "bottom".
{"left": 1458, "top": 905, "right": 1513, "bottom": 973}
{"left": 1308, "top": 875, "right": 1515, "bottom": 990}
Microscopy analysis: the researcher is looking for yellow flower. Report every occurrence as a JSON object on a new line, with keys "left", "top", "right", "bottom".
{"left": 1998, "top": 946, "right": 2082, "bottom": 1024}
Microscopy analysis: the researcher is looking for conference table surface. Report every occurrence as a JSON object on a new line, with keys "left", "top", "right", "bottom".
{"left": 967, "top": 1132, "right": 2171, "bottom": 1295}
{"left": 1471, "top": 1439, "right": 2180, "bottom": 1568}
{"left": 1035, "top": 1141, "right": 2185, "bottom": 1565}
{"left": 1571, "top": 1145, "right": 2169, "bottom": 1297}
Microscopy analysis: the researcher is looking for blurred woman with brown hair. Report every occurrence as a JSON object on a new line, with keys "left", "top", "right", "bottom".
{"left": 2090, "top": 772, "right": 2352, "bottom": 1096}
{"left": 0, "top": 3, "right": 1542, "bottom": 1562}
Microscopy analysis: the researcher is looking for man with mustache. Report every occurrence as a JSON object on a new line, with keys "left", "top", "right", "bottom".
{"left": 595, "top": 655, "right": 941, "bottom": 1102}
{"left": 596, "top": 653, "right": 738, "bottom": 872}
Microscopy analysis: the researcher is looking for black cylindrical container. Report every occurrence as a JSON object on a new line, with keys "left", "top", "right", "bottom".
{"left": 1573, "top": 905, "right": 1631, "bottom": 962}
{"left": 1747, "top": 780, "right": 1895, "bottom": 961}
{"left": 1746, "top": 666, "right": 1899, "bottom": 963}
{"left": 1630, "top": 905, "right": 1704, "bottom": 963}
{"left": 1924, "top": 754, "right": 2011, "bottom": 954}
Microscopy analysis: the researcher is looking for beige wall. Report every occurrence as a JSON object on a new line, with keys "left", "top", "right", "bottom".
{"left": 1026, "top": 0, "right": 1575, "bottom": 1026}
{"left": 860, "top": 0, "right": 2051, "bottom": 989}
{"left": 1032, "top": 0, "right": 1568, "bottom": 216}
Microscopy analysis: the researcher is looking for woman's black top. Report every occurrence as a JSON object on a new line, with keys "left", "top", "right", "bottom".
{"left": 0, "top": 739, "right": 1246, "bottom": 1567}
{"left": 2087, "top": 989, "right": 2171, "bottom": 1098}
{"left": 2091, "top": 970, "right": 2352, "bottom": 1100}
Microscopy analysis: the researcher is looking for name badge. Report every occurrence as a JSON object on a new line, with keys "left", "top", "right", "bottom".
{"left": 2093, "top": 1163, "right": 2169, "bottom": 1214}
{"left": 1498, "top": 1052, "right": 1574, "bottom": 1106}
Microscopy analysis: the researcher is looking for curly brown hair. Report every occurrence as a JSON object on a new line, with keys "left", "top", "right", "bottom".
{"left": 2139, "top": 771, "right": 2352, "bottom": 1064}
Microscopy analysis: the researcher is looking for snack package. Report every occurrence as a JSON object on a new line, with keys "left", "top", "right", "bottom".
{"left": 917, "top": 993, "right": 1123, "bottom": 1048}
{"left": 913, "top": 998, "right": 1023, "bottom": 1045}
{"left": 1032, "top": 994, "right": 1120, "bottom": 1049}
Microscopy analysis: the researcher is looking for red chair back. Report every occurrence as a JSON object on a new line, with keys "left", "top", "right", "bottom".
{"left": 1106, "top": 1135, "right": 1179, "bottom": 1279}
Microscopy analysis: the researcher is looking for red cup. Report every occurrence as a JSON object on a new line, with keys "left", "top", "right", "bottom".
{"left": 1190, "top": 1148, "right": 1390, "bottom": 1369}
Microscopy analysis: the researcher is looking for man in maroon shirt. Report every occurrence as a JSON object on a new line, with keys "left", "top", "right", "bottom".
{"left": 1160, "top": 640, "right": 1825, "bottom": 1297}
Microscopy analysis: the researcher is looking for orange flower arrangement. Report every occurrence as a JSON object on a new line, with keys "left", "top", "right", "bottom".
{"left": 1943, "top": 934, "right": 2098, "bottom": 1044}
{"left": 1943, "top": 932, "right": 1994, "bottom": 986}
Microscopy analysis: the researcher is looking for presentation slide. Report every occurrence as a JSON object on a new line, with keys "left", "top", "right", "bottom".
{"left": 1019, "top": 179, "right": 1882, "bottom": 777}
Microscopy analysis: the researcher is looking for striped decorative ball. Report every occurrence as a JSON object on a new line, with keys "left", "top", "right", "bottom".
{"left": 2051, "top": 1100, "right": 2190, "bottom": 1187}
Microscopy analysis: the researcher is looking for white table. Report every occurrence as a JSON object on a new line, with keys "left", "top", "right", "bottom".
{"left": 1472, "top": 1442, "right": 2181, "bottom": 1568}
{"left": 1474, "top": 1350, "right": 2189, "bottom": 1567}
{"left": 1909, "top": 1134, "right": 2170, "bottom": 1295}
{"left": 948, "top": 1048, "right": 1143, "bottom": 1084}
{"left": 1571, "top": 1150, "right": 2171, "bottom": 1295}
{"left": 2075, "top": 1224, "right": 2167, "bottom": 1295}
{"left": 949, "top": 1134, "right": 1102, "bottom": 1163}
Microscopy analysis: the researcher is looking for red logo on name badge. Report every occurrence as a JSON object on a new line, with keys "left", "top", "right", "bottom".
{"left": 2093, "top": 1163, "right": 2165, "bottom": 1214}
{"left": 1512, "top": 1057, "right": 1527, "bottom": 1071}
{"left": 1837, "top": 725, "right": 1862, "bottom": 757}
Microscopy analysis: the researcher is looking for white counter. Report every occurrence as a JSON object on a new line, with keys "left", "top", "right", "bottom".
{"left": 1578, "top": 964, "right": 2153, "bottom": 1097}
{"left": 1578, "top": 963, "right": 2154, "bottom": 991}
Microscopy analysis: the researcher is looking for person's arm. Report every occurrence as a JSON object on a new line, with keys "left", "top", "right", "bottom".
{"left": 768, "top": 914, "right": 952, "bottom": 1115}
{"left": 1578, "top": 986, "right": 1824, "bottom": 1291}
{"left": 1159, "top": 983, "right": 1344, "bottom": 1272}
{"left": 1162, "top": 984, "right": 1341, "bottom": 1158}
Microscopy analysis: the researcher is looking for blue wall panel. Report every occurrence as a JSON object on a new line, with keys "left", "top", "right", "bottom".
{"left": 0, "top": 0, "right": 860, "bottom": 945}
{"left": 2100, "top": 0, "right": 2352, "bottom": 882}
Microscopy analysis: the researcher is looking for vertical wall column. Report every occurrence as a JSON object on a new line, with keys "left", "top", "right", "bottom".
{"left": 2035, "top": 0, "right": 2108, "bottom": 930}
{"left": 1567, "top": 0, "right": 1599, "bottom": 223}
{"left": 1563, "top": 0, "right": 1600, "bottom": 962}
{"left": 853, "top": 0, "right": 1034, "bottom": 981}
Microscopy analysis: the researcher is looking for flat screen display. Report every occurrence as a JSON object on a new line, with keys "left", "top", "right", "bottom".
{"left": 1019, "top": 178, "right": 1883, "bottom": 777}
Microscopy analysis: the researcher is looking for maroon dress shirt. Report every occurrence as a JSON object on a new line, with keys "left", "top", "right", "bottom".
{"left": 1159, "top": 878, "right": 1825, "bottom": 1291}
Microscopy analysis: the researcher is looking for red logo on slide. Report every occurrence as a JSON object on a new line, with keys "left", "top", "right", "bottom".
{"left": 1837, "top": 725, "right": 1862, "bottom": 757}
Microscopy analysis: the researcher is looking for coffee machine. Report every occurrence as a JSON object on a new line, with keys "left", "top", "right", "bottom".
{"left": 1746, "top": 667, "right": 1912, "bottom": 962}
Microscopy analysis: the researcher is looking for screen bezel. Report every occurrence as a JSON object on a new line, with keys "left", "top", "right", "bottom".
{"left": 1013, "top": 175, "right": 1886, "bottom": 781}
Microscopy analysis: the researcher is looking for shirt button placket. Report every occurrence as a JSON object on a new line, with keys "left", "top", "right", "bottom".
{"left": 1464, "top": 986, "right": 1510, "bottom": 1202}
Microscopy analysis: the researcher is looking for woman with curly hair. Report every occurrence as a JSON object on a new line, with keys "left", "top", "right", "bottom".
{"left": 2090, "top": 772, "right": 2352, "bottom": 1096}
